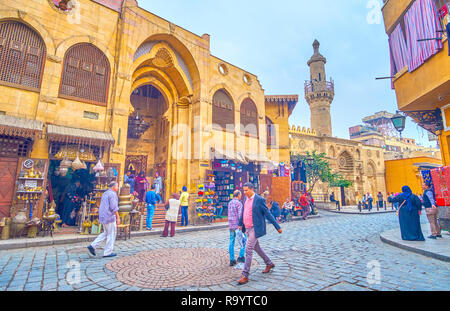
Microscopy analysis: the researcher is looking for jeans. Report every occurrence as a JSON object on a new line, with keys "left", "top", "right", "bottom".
{"left": 146, "top": 205, "right": 155, "bottom": 229}
{"left": 229, "top": 229, "right": 246, "bottom": 261}
{"left": 216, "top": 207, "right": 223, "bottom": 217}
{"left": 181, "top": 206, "right": 189, "bottom": 226}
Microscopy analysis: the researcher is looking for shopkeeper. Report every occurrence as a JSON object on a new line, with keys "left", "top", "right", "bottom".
{"left": 61, "top": 180, "right": 82, "bottom": 227}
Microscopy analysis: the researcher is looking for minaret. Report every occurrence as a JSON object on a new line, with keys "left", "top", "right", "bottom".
{"left": 305, "top": 40, "right": 335, "bottom": 137}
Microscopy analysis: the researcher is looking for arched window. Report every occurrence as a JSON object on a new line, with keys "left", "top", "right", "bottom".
{"left": 59, "top": 43, "right": 110, "bottom": 105}
{"left": 0, "top": 21, "right": 46, "bottom": 91}
{"left": 266, "top": 117, "right": 276, "bottom": 147}
{"left": 240, "top": 98, "right": 258, "bottom": 137}
{"left": 212, "top": 89, "right": 234, "bottom": 130}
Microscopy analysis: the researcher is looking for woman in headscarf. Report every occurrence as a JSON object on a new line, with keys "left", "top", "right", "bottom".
{"left": 389, "top": 186, "right": 425, "bottom": 241}
{"left": 134, "top": 171, "right": 148, "bottom": 202}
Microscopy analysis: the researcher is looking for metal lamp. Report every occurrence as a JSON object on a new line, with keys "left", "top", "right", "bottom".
{"left": 391, "top": 111, "right": 406, "bottom": 138}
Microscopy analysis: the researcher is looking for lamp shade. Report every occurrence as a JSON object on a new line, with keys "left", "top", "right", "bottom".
{"left": 391, "top": 112, "right": 406, "bottom": 133}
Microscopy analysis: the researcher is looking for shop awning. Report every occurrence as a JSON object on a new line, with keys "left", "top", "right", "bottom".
{"left": 0, "top": 115, "right": 44, "bottom": 139}
{"left": 243, "top": 152, "right": 279, "bottom": 168}
{"left": 47, "top": 124, "right": 115, "bottom": 146}
{"left": 211, "top": 147, "right": 247, "bottom": 164}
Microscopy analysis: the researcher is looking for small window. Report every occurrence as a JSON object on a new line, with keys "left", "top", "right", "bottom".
{"left": 218, "top": 63, "right": 228, "bottom": 75}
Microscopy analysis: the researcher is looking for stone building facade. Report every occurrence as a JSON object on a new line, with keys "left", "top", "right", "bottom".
{"left": 0, "top": 0, "right": 294, "bottom": 219}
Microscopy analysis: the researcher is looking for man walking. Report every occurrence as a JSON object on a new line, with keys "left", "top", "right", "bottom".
{"left": 88, "top": 182, "right": 120, "bottom": 258}
{"left": 237, "top": 183, "right": 282, "bottom": 285}
{"left": 228, "top": 190, "right": 246, "bottom": 266}
{"left": 422, "top": 182, "right": 442, "bottom": 239}
{"left": 145, "top": 184, "right": 162, "bottom": 231}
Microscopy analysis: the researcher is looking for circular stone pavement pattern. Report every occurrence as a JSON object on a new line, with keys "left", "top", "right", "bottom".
{"left": 105, "top": 248, "right": 258, "bottom": 289}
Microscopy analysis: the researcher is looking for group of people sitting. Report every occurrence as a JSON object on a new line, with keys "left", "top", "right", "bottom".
{"left": 267, "top": 192, "right": 316, "bottom": 223}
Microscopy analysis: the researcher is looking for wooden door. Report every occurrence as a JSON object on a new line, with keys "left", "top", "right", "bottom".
{"left": 0, "top": 157, "right": 18, "bottom": 219}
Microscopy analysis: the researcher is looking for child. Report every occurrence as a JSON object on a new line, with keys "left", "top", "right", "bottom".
{"left": 281, "top": 198, "right": 293, "bottom": 222}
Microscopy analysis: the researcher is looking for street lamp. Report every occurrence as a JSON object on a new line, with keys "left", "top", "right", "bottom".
{"left": 391, "top": 111, "right": 406, "bottom": 138}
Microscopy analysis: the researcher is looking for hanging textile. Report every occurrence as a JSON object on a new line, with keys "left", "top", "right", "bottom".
{"left": 389, "top": 23, "right": 408, "bottom": 75}
{"left": 404, "top": 0, "right": 443, "bottom": 72}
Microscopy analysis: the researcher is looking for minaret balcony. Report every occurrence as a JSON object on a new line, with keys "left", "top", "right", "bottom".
{"left": 304, "top": 79, "right": 334, "bottom": 96}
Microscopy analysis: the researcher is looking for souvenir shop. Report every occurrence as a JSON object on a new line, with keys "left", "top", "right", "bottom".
{"left": 0, "top": 121, "right": 121, "bottom": 239}
{"left": 45, "top": 125, "right": 119, "bottom": 233}
{"left": 210, "top": 159, "right": 261, "bottom": 216}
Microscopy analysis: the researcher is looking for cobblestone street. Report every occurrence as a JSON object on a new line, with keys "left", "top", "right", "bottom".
{"left": 0, "top": 211, "right": 448, "bottom": 291}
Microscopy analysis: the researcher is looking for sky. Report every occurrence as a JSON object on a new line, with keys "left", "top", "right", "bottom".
{"left": 139, "top": 0, "right": 436, "bottom": 147}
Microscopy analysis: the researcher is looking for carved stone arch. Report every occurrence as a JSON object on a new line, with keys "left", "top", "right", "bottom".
{"left": 337, "top": 150, "right": 354, "bottom": 171}
{"left": 131, "top": 76, "right": 174, "bottom": 110}
{"left": 131, "top": 34, "right": 201, "bottom": 95}
{"left": 0, "top": 10, "right": 56, "bottom": 54}
{"left": 55, "top": 35, "right": 114, "bottom": 69}
{"left": 212, "top": 88, "right": 235, "bottom": 130}
{"left": 58, "top": 42, "right": 111, "bottom": 105}
{"left": 240, "top": 97, "right": 259, "bottom": 137}
{"left": 132, "top": 42, "right": 193, "bottom": 98}
{"left": 0, "top": 19, "right": 47, "bottom": 91}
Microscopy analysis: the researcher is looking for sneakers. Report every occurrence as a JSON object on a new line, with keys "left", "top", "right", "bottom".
{"left": 237, "top": 257, "right": 245, "bottom": 263}
{"left": 437, "top": 235, "right": 443, "bottom": 238}
{"left": 87, "top": 245, "right": 96, "bottom": 256}
{"left": 230, "top": 260, "right": 237, "bottom": 267}
{"left": 427, "top": 235, "right": 437, "bottom": 240}
{"left": 103, "top": 253, "right": 117, "bottom": 258}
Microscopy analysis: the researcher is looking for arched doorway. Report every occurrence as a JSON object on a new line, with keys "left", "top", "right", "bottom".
{"left": 128, "top": 38, "right": 200, "bottom": 200}
{"left": 126, "top": 85, "right": 169, "bottom": 198}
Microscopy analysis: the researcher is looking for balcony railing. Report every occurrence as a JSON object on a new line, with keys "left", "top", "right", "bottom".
{"left": 304, "top": 79, "right": 334, "bottom": 95}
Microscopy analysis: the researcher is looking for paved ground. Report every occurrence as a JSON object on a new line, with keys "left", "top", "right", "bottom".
{"left": 0, "top": 211, "right": 448, "bottom": 291}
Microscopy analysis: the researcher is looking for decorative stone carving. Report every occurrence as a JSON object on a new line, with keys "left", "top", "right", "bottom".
{"left": 151, "top": 48, "right": 174, "bottom": 69}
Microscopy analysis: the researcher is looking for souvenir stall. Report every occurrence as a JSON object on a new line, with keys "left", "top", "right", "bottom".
{"left": 9, "top": 158, "right": 49, "bottom": 238}
{"left": 212, "top": 160, "right": 246, "bottom": 217}
{"left": 195, "top": 174, "right": 216, "bottom": 224}
{"left": 45, "top": 124, "right": 119, "bottom": 235}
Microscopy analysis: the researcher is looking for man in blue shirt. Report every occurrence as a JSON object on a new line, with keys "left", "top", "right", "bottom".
{"left": 145, "top": 184, "right": 162, "bottom": 231}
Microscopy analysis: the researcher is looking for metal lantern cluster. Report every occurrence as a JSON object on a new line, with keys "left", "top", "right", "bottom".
{"left": 128, "top": 114, "right": 151, "bottom": 139}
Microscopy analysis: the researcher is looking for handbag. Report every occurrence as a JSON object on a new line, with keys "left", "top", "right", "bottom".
{"left": 396, "top": 199, "right": 407, "bottom": 216}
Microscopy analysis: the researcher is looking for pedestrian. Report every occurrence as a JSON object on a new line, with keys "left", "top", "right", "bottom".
{"left": 87, "top": 182, "right": 120, "bottom": 258}
{"left": 422, "top": 182, "right": 442, "bottom": 239}
{"left": 214, "top": 195, "right": 223, "bottom": 217}
{"left": 134, "top": 171, "right": 148, "bottom": 202}
{"left": 228, "top": 190, "right": 246, "bottom": 266}
{"left": 269, "top": 200, "right": 281, "bottom": 223}
{"left": 281, "top": 198, "right": 292, "bottom": 222}
{"left": 153, "top": 171, "right": 163, "bottom": 197}
{"left": 145, "top": 184, "right": 162, "bottom": 231}
{"left": 307, "top": 192, "right": 316, "bottom": 215}
{"left": 237, "top": 182, "right": 282, "bottom": 285}
{"left": 61, "top": 180, "right": 82, "bottom": 227}
{"left": 161, "top": 193, "right": 181, "bottom": 237}
{"left": 124, "top": 170, "right": 135, "bottom": 194}
{"left": 362, "top": 194, "right": 367, "bottom": 210}
{"left": 180, "top": 186, "right": 189, "bottom": 227}
{"left": 389, "top": 186, "right": 425, "bottom": 241}
{"left": 377, "top": 192, "right": 384, "bottom": 209}
{"left": 330, "top": 192, "right": 340, "bottom": 209}
{"left": 300, "top": 193, "right": 310, "bottom": 219}
{"left": 367, "top": 193, "right": 373, "bottom": 211}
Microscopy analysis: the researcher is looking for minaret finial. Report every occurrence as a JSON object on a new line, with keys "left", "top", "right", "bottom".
{"left": 313, "top": 40, "right": 320, "bottom": 54}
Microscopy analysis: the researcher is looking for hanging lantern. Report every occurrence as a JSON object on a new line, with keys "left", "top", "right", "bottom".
{"left": 93, "top": 159, "right": 104, "bottom": 172}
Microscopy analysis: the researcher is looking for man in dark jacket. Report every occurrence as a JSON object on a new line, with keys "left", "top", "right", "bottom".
{"left": 237, "top": 183, "right": 282, "bottom": 285}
